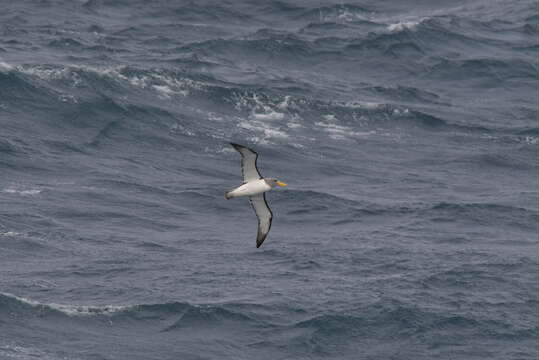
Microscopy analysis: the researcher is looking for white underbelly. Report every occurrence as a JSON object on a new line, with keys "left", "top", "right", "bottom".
{"left": 228, "top": 179, "right": 270, "bottom": 198}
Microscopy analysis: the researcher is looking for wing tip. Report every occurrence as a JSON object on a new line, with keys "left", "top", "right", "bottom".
{"left": 256, "top": 232, "right": 268, "bottom": 248}
{"left": 230, "top": 142, "right": 258, "bottom": 155}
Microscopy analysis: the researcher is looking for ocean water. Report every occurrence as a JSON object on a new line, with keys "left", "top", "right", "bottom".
{"left": 1, "top": 0, "right": 539, "bottom": 359}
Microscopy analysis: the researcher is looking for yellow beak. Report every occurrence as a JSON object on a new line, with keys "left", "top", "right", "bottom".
{"left": 276, "top": 181, "right": 287, "bottom": 187}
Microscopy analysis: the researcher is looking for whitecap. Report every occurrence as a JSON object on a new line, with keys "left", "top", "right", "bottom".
{"left": 246, "top": 135, "right": 270, "bottom": 145}
{"left": 46, "top": 303, "right": 128, "bottom": 316}
{"left": 0, "top": 231, "right": 21, "bottom": 236}
{"left": 14, "top": 64, "right": 204, "bottom": 97}
{"left": 251, "top": 111, "right": 285, "bottom": 121}
{"left": 315, "top": 121, "right": 351, "bottom": 140}
{"left": 170, "top": 123, "right": 195, "bottom": 136}
{"left": 315, "top": 121, "right": 375, "bottom": 140}
{"left": 343, "top": 101, "right": 382, "bottom": 109}
{"left": 152, "top": 84, "right": 174, "bottom": 98}
{"left": 232, "top": 92, "right": 287, "bottom": 121}
{"left": 262, "top": 127, "right": 289, "bottom": 138}
{"left": 207, "top": 112, "right": 224, "bottom": 121}
{"left": 287, "top": 122, "right": 302, "bottom": 129}
{"left": 0, "top": 343, "right": 60, "bottom": 360}
{"left": 319, "top": 7, "right": 371, "bottom": 23}
{"left": 0, "top": 292, "right": 128, "bottom": 316}
{"left": 0, "top": 60, "right": 13, "bottom": 72}
{"left": 239, "top": 120, "right": 289, "bottom": 140}
{"left": 59, "top": 93, "right": 77, "bottom": 103}
{"left": 323, "top": 114, "right": 337, "bottom": 121}
{"left": 277, "top": 95, "right": 292, "bottom": 110}
{"left": 523, "top": 136, "right": 538, "bottom": 145}
{"left": 2, "top": 188, "right": 42, "bottom": 196}
{"left": 387, "top": 18, "right": 425, "bottom": 32}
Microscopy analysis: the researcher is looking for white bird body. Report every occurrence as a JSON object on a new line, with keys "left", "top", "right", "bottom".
{"left": 225, "top": 143, "right": 287, "bottom": 247}
{"left": 225, "top": 179, "right": 271, "bottom": 199}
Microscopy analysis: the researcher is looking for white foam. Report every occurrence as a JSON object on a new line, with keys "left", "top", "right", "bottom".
{"left": 15, "top": 64, "right": 203, "bottom": 98}
{"left": 2, "top": 188, "right": 41, "bottom": 196}
{"left": 233, "top": 92, "right": 288, "bottom": 121}
{"left": 0, "top": 343, "right": 62, "bottom": 360}
{"left": 152, "top": 85, "right": 174, "bottom": 98}
{"left": 217, "top": 147, "right": 235, "bottom": 154}
{"left": 290, "top": 142, "right": 305, "bottom": 149}
{"left": 239, "top": 120, "right": 289, "bottom": 141}
{"left": 0, "top": 292, "right": 128, "bottom": 316}
{"left": 343, "top": 101, "right": 382, "bottom": 109}
{"left": 207, "top": 112, "right": 224, "bottom": 122}
{"left": 319, "top": 7, "right": 370, "bottom": 23}
{"left": 0, "top": 61, "right": 13, "bottom": 72}
{"left": 315, "top": 122, "right": 350, "bottom": 140}
{"left": 277, "top": 95, "right": 292, "bottom": 110}
{"left": 337, "top": 10, "right": 359, "bottom": 22}
{"left": 286, "top": 122, "right": 302, "bottom": 129}
{"left": 315, "top": 121, "right": 375, "bottom": 140}
{"left": 323, "top": 114, "right": 337, "bottom": 121}
{"left": 17, "top": 66, "right": 68, "bottom": 80}
{"left": 251, "top": 111, "right": 285, "bottom": 121}
{"left": 387, "top": 19, "right": 424, "bottom": 32}
{"left": 47, "top": 303, "right": 127, "bottom": 316}
{"left": 0, "top": 231, "right": 20, "bottom": 236}
{"left": 170, "top": 123, "right": 195, "bottom": 136}
{"left": 127, "top": 74, "right": 149, "bottom": 88}
{"left": 246, "top": 135, "right": 270, "bottom": 145}
{"left": 262, "top": 127, "right": 289, "bottom": 138}
{"left": 59, "top": 93, "right": 77, "bottom": 103}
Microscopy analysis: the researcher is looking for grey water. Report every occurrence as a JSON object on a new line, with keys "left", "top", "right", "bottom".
{"left": 1, "top": 0, "right": 539, "bottom": 359}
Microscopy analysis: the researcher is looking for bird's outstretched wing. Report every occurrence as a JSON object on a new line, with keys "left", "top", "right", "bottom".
{"left": 249, "top": 194, "right": 273, "bottom": 248}
{"left": 230, "top": 143, "right": 262, "bottom": 183}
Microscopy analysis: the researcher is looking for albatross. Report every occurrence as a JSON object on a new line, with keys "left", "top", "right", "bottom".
{"left": 225, "top": 143, "right": 287, "bottom": 248}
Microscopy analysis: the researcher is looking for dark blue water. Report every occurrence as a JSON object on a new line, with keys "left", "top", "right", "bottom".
{"left": 1, "top": 1, "right": 539, "bottom": 359}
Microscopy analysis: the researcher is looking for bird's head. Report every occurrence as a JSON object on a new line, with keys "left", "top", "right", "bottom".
{"left": 266, "top": 178, "right": 287, "bottom": 188}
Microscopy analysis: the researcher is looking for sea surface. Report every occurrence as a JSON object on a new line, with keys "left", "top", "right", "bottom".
{"left": 1, "top": 1, "right": 539, "bottom": 359}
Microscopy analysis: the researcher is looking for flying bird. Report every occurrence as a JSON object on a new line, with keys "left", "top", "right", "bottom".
{"left": 225, "top": 143, "right": 287, "bottom": 248}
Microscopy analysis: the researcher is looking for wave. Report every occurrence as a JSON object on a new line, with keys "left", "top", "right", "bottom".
{"left": 429, "top": 202, "right": 539, "bottom": 226}
{"left": 0, "top": 292, "right": 128, "bottom": 316}
{"left": 365, "top": 85, "right": 444, "bottom": 105}
{"left": 459, "top": 152, "right": 538, "bottom": 171}
{"left": 9, "top": 63, "right": 209, "bottom": 101}
{"left": 0, "top": 138, "right": 21, "bottom": 155}
{"left": 1, "top": 1, "right": 539, "bottom": 359}
{"left": 162, "top": 305, "right": 260, "bottom": 332}
{"left": 0, "top": 59, "right": 517, "bottom": 149}
{"left": 47, "top": 38, "right": 86, "bottom": 50}
{"left": 517, "top": 127, "right": 539, "bottom": 136}
{"left": 0, "top": 61, "right": 13, "bottom": 71}
{"left": 290, "top": 302, "right": 522, "bottom": 341}
{"left": 424, "top": 57, "right": 539, "bottom": 81}
{"left": 180, "top": 33, "right": 316, "bottom": 65}
{"left": 0, "top": 69, "right": 63, "bottom": 109}
{"left": 296, "top": 4, "right": 373, "bottom": 23}
{"left": 3, "top": 291, "right": 537, "bottom": 345}
{"left": 0, "top": 292, "right": 272, "bottom": 331}
{"left": 1, "top": 187, "right": 42, "bottom": 196}
{"left": 278, "top": 190, "right": 539, "bottom": 229}
{"left": 227, "top": 89, "right": 492, "bottom": 134}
